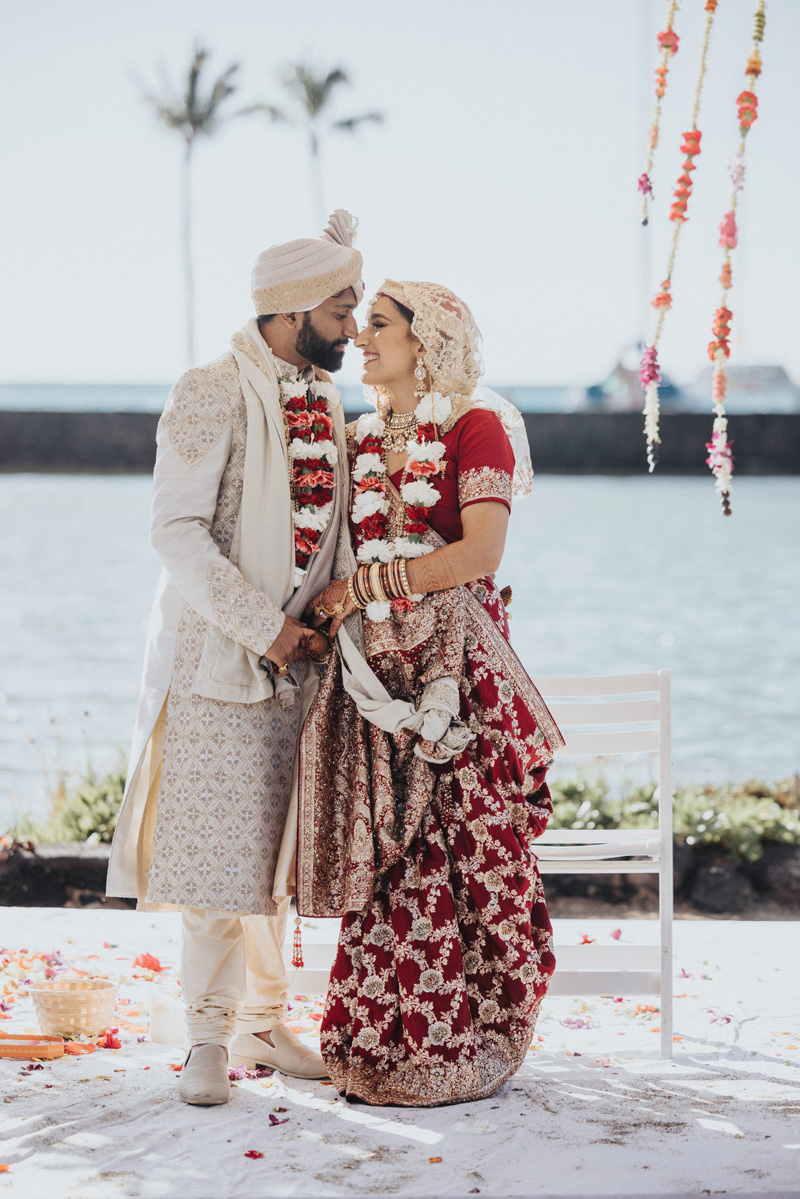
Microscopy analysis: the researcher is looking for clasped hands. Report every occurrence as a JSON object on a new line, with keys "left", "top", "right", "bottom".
{"left": 263, "top": 579, "right": 357, "bottom": 673}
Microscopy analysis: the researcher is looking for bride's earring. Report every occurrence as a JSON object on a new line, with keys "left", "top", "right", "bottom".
{"left": 414, "top": 356, "right": 427, "bottom": 401}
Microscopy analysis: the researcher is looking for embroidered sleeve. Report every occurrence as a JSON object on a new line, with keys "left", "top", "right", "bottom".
{"left": 207, "top": 561, "right": 285, "bottom": 655}
{"left": 455, "top": 409, "right": 515, "bottom": 512}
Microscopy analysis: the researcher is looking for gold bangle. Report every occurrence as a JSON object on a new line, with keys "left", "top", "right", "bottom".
{"left": 369, "top": 562, "right": 389, "bottom": 603}
{"left": 347, "top": 574, "right": 365, "bottom": 610}
{"left": 398, "top": 558, "right": 414, "bottom": 598}
{"left": 355, "top": 564, "right": 372, "bottom": 606}
{"left": 388, "top": 560, "right": 402, "bottom": 599}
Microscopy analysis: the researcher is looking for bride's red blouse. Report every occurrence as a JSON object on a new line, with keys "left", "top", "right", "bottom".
{"left": 388, "top": 406, "right": 515, "bottom": 544}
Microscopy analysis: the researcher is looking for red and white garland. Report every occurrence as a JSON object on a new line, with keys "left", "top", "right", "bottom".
{"left": 280, "top": 377, "right": 341, "bottom": 588}
{"left": 351, "top": 392, "right": 450, "bottom": 621}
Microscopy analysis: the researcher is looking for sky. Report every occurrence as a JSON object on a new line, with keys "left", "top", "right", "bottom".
{"left": 2, "top": 0, "right": 798, "bottom": 388}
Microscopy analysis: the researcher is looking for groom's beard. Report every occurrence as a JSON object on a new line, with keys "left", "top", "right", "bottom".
{"left": 296, "top": 313, "right": 348, "bottom": 373}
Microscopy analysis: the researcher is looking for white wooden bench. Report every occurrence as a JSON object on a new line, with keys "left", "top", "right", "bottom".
{"left": 532, "top": 670, "right": 674, "bottom": 1058}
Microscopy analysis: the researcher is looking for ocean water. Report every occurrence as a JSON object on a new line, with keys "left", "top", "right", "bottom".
{"left": 0, "top": 382, "right": 576, "bottom": 415}
{"left": 0, "top": 474, "right": 797, "bottom": 827}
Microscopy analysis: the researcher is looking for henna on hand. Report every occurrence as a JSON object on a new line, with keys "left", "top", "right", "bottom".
{"left": 406, "top": 547, "right": 457, "bottom": 595}
{"left": 304, "top": 577, "right": 358, "bottom": 638}
{"left": 301, "top": 629, "right": 333, "bottom": 661}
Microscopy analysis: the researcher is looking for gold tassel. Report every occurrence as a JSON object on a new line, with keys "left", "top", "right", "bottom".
{"left": 291, "top": 917, "right": 304, "bottom": 969}
{"left": 499, "top": 585, "right": 513, "bottom": 610}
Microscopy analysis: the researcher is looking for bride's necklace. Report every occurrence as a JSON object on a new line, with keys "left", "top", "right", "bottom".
{"left": 383, "top": 409, "right": 418, "bottom": 454}
{"left": 350, "top": 390, "right": 452, "bottom": 621}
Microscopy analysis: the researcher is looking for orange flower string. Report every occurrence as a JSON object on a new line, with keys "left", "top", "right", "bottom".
{"left": 706, "top": 0, "right": 766, "bottom": 516}
{"left": 639, "top": 0, "right": 681, "bottom": 225}
{"left": 641, "top": 0, "right": 719, "bottom": 471}
{"left": 652, "top": 280, "right": 672, "bottom": 310}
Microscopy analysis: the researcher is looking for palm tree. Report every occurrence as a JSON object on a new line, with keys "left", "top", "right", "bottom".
{"left": 141, "top": 47, "right": 240, "bottom": 365}
{"left": 247, "top": 65, "right": 383, "bottom": 228}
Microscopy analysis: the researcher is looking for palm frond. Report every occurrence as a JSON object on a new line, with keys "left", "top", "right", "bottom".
{"left": 185, "top": 48, "right": 210, "bottom": 119}
{"left": 332, "top": 111, "right": 384, "bottom": 132}
{"left": 238, "top": 102, "right": 287, "bottom": 123}
{"left": 283, "top": 63, "right": 350, "bottom": 120}
{"left": 140, "top": 46, "right": 241, "bottom": 143}
{"left": 319, "top": 67, "right": 350, "bottom": 105}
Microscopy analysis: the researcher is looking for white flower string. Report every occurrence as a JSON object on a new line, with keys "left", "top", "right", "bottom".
{"left": 351, "top": 392, "right": 451, "bottom": 622}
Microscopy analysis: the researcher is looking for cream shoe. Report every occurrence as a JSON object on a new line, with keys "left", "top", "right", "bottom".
{"left": 229, "top": 1025, "right": 328, "bottom": 1080}
{"left": 177, "top": 1043, "right": 230, "bottom": 1106}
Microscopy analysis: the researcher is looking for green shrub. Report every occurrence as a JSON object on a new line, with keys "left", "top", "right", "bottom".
{"left": 12, "top": 768, "right": 126, "bottom": 845}
{"left": 549, "top": 776, "right": 800, "bottom": 863}
{"left": 9, "top": 762, "right": 800, "bottom": 864}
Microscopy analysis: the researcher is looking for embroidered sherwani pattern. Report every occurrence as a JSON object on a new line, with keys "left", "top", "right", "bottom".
{"left": 146, "top": 351, "right": 304, "bottom": 915}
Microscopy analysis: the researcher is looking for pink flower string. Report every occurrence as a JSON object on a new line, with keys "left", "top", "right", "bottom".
{"left": 718, "top": 211, "right": 738, "bottom": 248}
{"left": 705, "top": 0, "right": 766, "bottom": 516}
{"left": 637, "top": 173, "right": 654, "bottom": 199}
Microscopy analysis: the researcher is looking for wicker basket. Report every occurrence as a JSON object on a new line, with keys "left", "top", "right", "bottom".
{"left": 30, "top": 979, "right": 118, "bottom": 1037}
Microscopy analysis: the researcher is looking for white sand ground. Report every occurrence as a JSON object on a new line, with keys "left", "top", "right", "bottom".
{"left": 0, "top": 908, "right": 798, "bottom": 1199}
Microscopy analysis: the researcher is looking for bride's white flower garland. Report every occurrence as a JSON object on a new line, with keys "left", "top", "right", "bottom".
{"left": 351, "top": 391, "right": 450, "bottom": 621}
{"left": 279, "top": 377, "right": 340, "bottom": 589}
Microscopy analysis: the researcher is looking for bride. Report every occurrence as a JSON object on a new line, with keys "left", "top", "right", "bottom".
{"left": 299, "top": 280, "right": 564, "bottom": 1106}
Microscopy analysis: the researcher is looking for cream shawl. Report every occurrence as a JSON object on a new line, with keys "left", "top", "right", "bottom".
{"left": 193, "top": 319, "right": 341, "bottom": 703}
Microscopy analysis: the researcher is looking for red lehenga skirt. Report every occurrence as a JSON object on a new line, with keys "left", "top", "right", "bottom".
{"left": 297, "top": 536, "right": 564, "bottom": 1106}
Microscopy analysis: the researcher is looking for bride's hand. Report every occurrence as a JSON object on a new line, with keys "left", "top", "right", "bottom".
{"left": 304, "top": 578, "right": 358, "bottom": 640}
{"left": 300, "top": 629, "right": 333, "bottom": 662}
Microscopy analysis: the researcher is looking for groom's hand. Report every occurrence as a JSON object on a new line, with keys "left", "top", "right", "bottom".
{"left": 263, "top": 615, "right": 309, "bottom": 669}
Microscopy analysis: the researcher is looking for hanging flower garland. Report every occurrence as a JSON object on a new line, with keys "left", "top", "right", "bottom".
{"left": 640, "top": 0, "right": 719, "bottom": 472}
{"left": 638, "top": 0, "right": 682, "bottom": 224}
{"left": 351, "top": 393, "right": 449, "bottom": 622}
{"left": 281, "top": 377, "right": 340, "bottom": 588}
{"left": 705, "top": 0, "right": 766, "bottom": 516}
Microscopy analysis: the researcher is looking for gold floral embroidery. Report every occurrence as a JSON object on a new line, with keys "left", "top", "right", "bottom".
{"left": 458, "top": 465, "right": 512, "bottom": 508}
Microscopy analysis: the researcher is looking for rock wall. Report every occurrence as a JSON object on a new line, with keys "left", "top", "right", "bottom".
{"left": 2, "top": 841, "right": 798, "bottom": 914}
{"left": 1, "top": 411, "right": 799, "bottom": 474}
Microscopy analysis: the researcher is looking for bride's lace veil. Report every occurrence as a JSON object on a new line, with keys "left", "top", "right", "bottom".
{"left": 364, "top": 279, "right": 533, "bottom": 499}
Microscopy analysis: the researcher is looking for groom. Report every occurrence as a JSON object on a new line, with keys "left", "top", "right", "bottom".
{"left": 106, "top": 211, "right": 363, "bottom": 1105}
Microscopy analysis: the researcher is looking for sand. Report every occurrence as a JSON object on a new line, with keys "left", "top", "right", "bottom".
{"left": 1, "top": 908, "right": 798, "bottom": 1198}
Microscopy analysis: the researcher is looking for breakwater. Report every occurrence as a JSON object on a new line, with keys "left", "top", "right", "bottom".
{"left": 1, "top": 410, "right": 798, "bottom": 473}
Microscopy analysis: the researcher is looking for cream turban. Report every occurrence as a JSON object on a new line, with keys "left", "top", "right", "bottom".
{"left": 251, "top": 209, "right": 364, "bottom": 316}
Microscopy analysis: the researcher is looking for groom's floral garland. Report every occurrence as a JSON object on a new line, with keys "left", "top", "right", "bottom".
{"left": 351, "top": 392, "right": 450, "bottom": 622}
{"left": 280, "top": 377, "right": 341, "bottom": 588}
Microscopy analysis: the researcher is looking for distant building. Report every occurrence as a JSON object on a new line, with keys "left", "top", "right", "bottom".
{"left": 680, "top": 364, "right": 800, "bottom": 414}
{"left": 584, "top": 347, "right": 682, "bottom": 412}
{"left": 490, "top": 385, "right": 586, "bottom": 412}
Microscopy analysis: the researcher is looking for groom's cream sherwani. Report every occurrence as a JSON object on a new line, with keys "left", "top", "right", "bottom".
{"left": 106, "top": 334, "right": 354, "bottom": 917}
